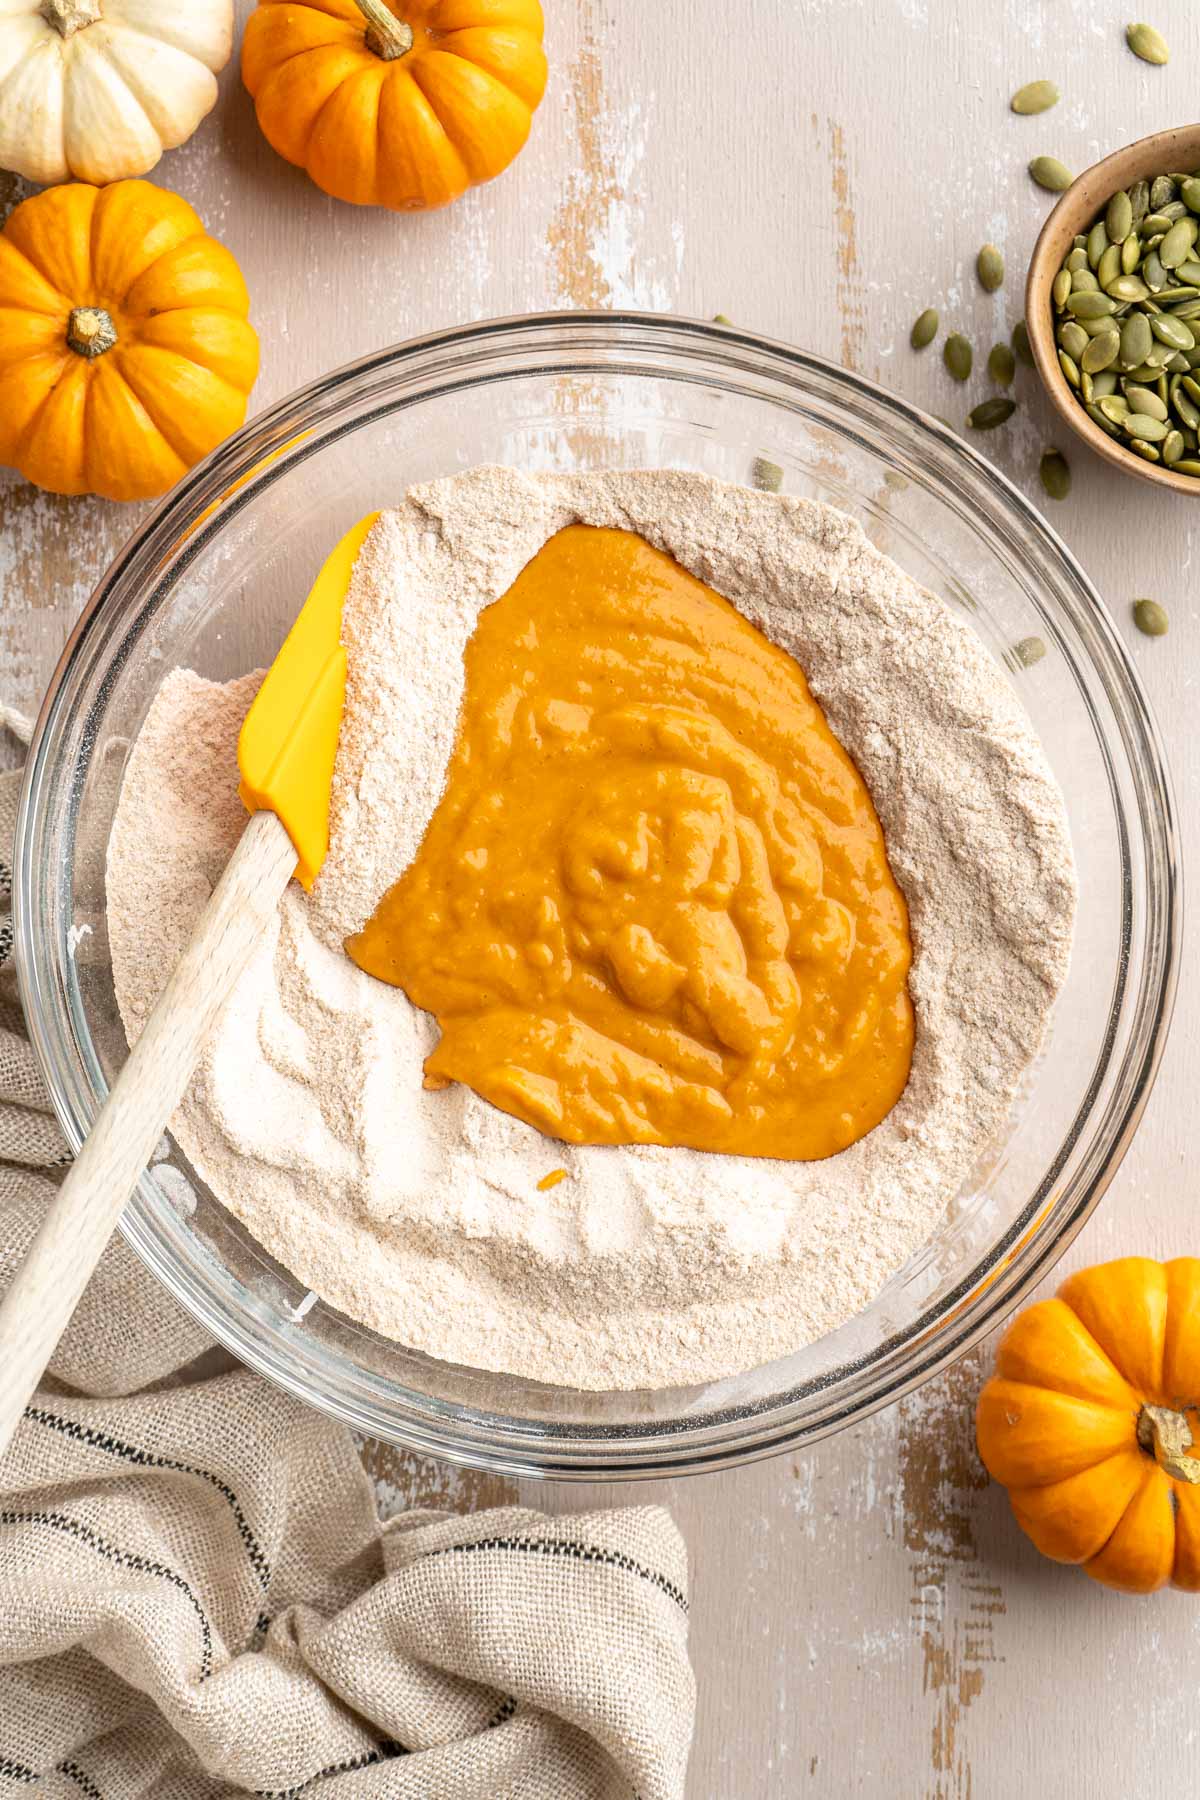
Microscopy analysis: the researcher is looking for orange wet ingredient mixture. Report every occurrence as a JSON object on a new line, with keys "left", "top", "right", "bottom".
{"left": 346, "top": 525, "right": 914, "bottom": 1160}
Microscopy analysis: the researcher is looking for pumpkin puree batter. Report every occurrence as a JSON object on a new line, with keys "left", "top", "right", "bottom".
{"left": 347, "top": 524, "right": 914, "bottom": 1160}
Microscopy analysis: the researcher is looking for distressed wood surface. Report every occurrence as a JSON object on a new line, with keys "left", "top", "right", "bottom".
{"left": 2, "top": 2, "right": 1199, "bottom": 1792}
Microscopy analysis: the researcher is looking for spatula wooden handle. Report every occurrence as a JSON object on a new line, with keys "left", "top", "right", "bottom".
{"left": 0, "top": 809, "right": 296, "bottom": 1461}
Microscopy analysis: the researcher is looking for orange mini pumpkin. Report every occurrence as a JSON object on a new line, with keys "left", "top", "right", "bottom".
{"left": 977, "top": 1257, "right": 1200, "bottom": 1594}
{"left": 242, "top": 0, "right": 548, "bottom": 212}
{"left": 0, "top": 181, "right": 258, "bottom": 503}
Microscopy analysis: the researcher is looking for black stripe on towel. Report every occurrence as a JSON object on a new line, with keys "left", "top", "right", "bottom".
{"left": 256, "top": 1740, "right": 408, "bottom": 1797}
{"left": 423, "top": 1534, "right": 688, "bottom": 1612}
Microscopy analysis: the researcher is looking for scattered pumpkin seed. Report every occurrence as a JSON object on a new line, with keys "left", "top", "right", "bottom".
{"left": 968, "top": 396, "right": 1017, "bottom": 430}
{"left": 1030, "top": 155, "right": 1073, "bottom": 192}
{"left": 1013, "top": 635, "right": 1047, "bottom": 666}
{"left": 1011, "top": 79, "right": 1059, "bottom": 114}
{"left": 1126, "top": 21, "right": 1169, "bottom": 65}
{"left": 911, "top": 307, "right": 939, "bottom": 349}
{"left": 1012, "top": 320, "right": 1034, "bottom": 365}
{"left": 944, "top": 333, "right": 973, "bottom": 381}
{"left": 988, "top": 342, "right": 1016, "bottom": 386}
{"left": 1039, "top": 448, "right": 1071, "bottom": 499}
{"left": 978, "top": 244, "right": 1005, "bottom": 293}
{"left": 752, "top": 457, "right": 783, "bottom": 492}
{"left": 1133, "top": 598, "right": 1169, "bottom": 636}
{"left": 712, "top": 313, "right": 732, "bottom": 325}
{"left": 1106, "top": 190, "right": 1134, "bottom": 243}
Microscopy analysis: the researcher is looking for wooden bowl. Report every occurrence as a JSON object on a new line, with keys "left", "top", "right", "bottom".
{"left": 1026, "top": 124, "right": 1200, "bottom": 496}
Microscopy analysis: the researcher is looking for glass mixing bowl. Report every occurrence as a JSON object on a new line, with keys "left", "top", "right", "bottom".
{"left": 14, "top": 313, "right": 1179, "bottom": 1479}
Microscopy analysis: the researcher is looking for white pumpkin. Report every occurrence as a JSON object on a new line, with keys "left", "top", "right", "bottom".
{"left": 0, "top": 0, "right": 232, "bottom": 186}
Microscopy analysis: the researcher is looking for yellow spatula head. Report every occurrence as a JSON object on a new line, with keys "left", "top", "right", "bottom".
{"left": 237, "top": 513, "right": 379, "bottom": 889}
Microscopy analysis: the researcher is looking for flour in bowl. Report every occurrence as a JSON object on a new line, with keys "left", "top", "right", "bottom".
{"left": 107, "top": 468, "right": 1076, "bottom": 1389}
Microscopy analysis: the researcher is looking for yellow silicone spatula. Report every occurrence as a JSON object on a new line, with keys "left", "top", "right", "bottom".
{"left": 0, "top": 513, "right": 378, "bottom": 1458}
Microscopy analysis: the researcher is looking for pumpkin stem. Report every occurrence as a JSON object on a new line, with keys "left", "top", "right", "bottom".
{"left": 67, "top": 307, "right": 117, "bottom": 360}
{"left": 39, "top": 0, "right": 102, "bottom": 37}
{"left": 354, "top": 0, "right": 414, "bottom": 60}
{"left": 1137, "top": 1403, "right": 1200, "bottom": 1485}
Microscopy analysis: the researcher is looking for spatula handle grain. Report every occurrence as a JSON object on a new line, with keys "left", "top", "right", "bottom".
{"left": 0, "top": 810, "right": 296, "bottom": 1461}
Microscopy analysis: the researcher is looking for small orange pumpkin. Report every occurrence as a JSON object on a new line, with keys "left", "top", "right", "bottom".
{"left": 241, "top": 0, "right": 547, "bottom": 212}
{"left": 0, "top": 181, "right": 258, "bottom": 503}
{"left": 977, "top": 1256, "right": 1200, "bottom": 1593}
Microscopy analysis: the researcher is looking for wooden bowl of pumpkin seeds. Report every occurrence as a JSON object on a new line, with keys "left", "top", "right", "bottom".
{"left": 1027, "top": 125, "right": 1200, "bottom": 494}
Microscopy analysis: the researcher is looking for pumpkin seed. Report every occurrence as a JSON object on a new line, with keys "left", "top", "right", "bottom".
{"left": 1089, "top": 370, "right": 1119, "bottom": 396}
{"left": 1098, "top": 396, "right": 1131, "bottom": 423}
{"left": 1130, "top": 439, "right": 1161, "bottom": 461}
{"left": 1066, "top": 248, "right": 1089, "bottom": 274}
{"left": 1030, "top": 156, "right": 1073, "bottom": 192}
{"left": 1106, "top": 189, "right": 1134, "bottom": 244}
{"left": 977, "top": 244, "right": 1005, "bottom": 292}
{"left": 1071, "top": 268, "right": 1100, "bottom": 294}
{"left": 911, "top": 307, "right": 939, "bottom": 348}
{"left": 1181, "top": 182, "right": 1200, "bottom": 215}
{"left": 1129, "top": 179, "right": 1150, "bottom": 227}
{"left": 753, "top": 457, "right": 783, "bottom": 492}
{"left": 1120, "top": 312, "right": 1153, "bottom": 365}
{"left": 1178, "top": 260, "right": 1200, "bottom": 285}
{"left": 1160, "top": 218, "right": 1199, "bottom": 267}
{"left": 1133, "top": 599, "right": 1169, "bottom": 637}
{"left": 968, "top": 397, "right": 1017, "bottom": 430}
{"left": 1097, "top": 243, "right": 1123, "bottom": 290}
{"left": 1171, "top": 458, "right": 1200, "bottom": 473}
{"left": 1086, "top": 401, "right": 1123, "bottom": 436}
{"left": 1125, "top": 385, "right": 1169, "bottom": 419}
{"left": 1013, "top": 635, "right": 1048, "bottom": 666}
{"left": 1163, "top": 429, "right": 1185, "bottom": 462}
{"left": 1150, "top": 174, "right": 1177, "bottom": 209}
{"left": 1059, "top": 320, "right": 1090, "bottom": 359}
{"left": 1141, "top": 211, "right": 1174, "bottom": 238}
{"left": 1151, "top": 313, "right": 1196, "bottom": 349}
{"left": 1172, "top": 383, "right": 1200, "bottom": 428}
{"left": 944, "top": 333, "right": 972, "bottom": 381}
{"left": 1108, "top": 275, "right": 1151, "bottom": 302}
{"left": 1144, "top": 250, "right": 1168, "bottom": 291}
{"left": 712, "top": 313, "right": 732, "bottom": 325}
{"left": 1058, "top": 349, "right": 1080, "bottom": 388}
{"left": 1126, "top": 412, "right": 1170, "bottom": 440}
{"left": 1053, "top": 270, "right": 1071, "bottom": 308}
{"left": 1038, "top": 448, "right": 1071, "bottom": 499}
{"left": 1081, "top": 330, "right": 1120, "bottom": 372}
{"left": 1012, "top": 319, "right": 1034, "bottom": 366}
{"left": 1122, "top": 233, "right": 1142, "bottom": 275}
{"left": 1011, "top": 79, "right": 1060, "bottom": 114}
{"left": 1126, "top": 21, "right": 1169, "bottom": 64}
{"left": 1066, "top": 290, "right": 1117, "bottom": 319}
{"left": 1087, "top": 221, "right": 1109, "bottom": 268}
{"left": 987, "top": 342, "right": 1016, "bottom": 386}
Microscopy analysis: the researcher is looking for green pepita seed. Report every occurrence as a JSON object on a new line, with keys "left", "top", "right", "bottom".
{"left": 1130, "top": 180, "right": 1150, "bottom": 227}
{"left": 1122, "top": 234, "right": 1143, "bottom": 275}
{"left": 1087, "top": 222, "right": 1109, "bottom": 269}
{"left": 944, "top": 333, "right": 972, "bottom": 381}
{"left": 1126, "top": 412, "right": 1171, "bottom": 440}
{"left": 1098, "top": 243, "right": 1124, "bottom": 291}
{"left": 1066, "top": 291, "right": 1117, "bottom": 319}
{"left": 752, "top": 457, "right": 783, "bottom": 492}
{"left": 1133, "top": 599, "right": 1169, "bottom": 637}
{"left": 1152, "top": 313, "right": 1196, "bottom": 349}
{"left": 1081, "top": 330, "right": 1120, "bottom": 373}
{"left": 1058, "top": 349, "right": 1081, "bottom": 388}
{"left": 987, "top": 342, "right": 1016, "bottom": 386}
{"left": 1150, "top": 175, "right": 1177, "bottom": 209}
{"left": 1125, "top": 385, "right": 1168, "bottom": 418}
{"left": 1059, "top": 320, "right": 1090, "bottom": 359}
{"left": 1012, "top": 319, "right": 1034, "bottom": 366}
{"left": 1011, "top": 79, "right": 1060, "bottom": 114}
{"left": 968, "top": 397, "right": 1017, "bottom": 430}
{"left": 1120, "top": 312, "right": 1154, "bottom": 366}
{"left": 1106, "top": 190, "right": 1134, "bottom": 244}
{"left": 1130, "top": 439, "right": 1162, "bottom": 461}
{"left": 1031, "top": 156, "right": 1073, "bottom": 192}
{"left": 1163, "top": 430, "right": 1185, "bottom": 462}
{"left": 1066, "top": 247, "right": 1089, "bottom": 273}
{"left": 1087, "top": 401, "right": 1123, "bottom": 436}
{"left": 1171, "top": 383, "right": 1200, "bottom": 428}
{"left": 1161, "top": 218, "right": 1199, "bottom": 267}
{"left": 1144, "top": 250, "right": 1168, "bottom": 291}
{"left": 1090, "top": 370, "right": 1119, "bottom": 396}
{"left": 1071, "top": 268, "right": 1100, "bottom": 294}
{"left": 911, "top": 307, "right": 939, "bottom": 348}
{"left": 1014, "top": 635, "right": 1048, "bottom": 667}
{"left": 1099, "top": 396, "right": 1131, "bottom": 423}
{"left": 712, "top": 313, "right": 732, "bottom": 325}
{"left": 1171, "top": 458, "right": 1200, "bottom": 473}
{"left": 1109, "top": 275, "right": 1152, "bottom": 303}
{"left": 1052, "top": 269, "right": 1072, "bottom": 309}
{"left": 977, "top": 244, "right": 1005, "bottom": 292}
{"left": 1127, "top": 23, "right": 1170, "bottom": 66}
{"left": 1038, "top": 449, "right": 1071, "bottom": 500}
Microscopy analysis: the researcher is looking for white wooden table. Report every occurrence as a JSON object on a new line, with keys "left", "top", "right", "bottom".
{"left": 2, "top": 3, "right": 1198, "bottom": 1792}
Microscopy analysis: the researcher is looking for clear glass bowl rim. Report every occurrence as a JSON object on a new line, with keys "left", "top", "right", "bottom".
{"left": 13, "top": 310, "right": 1182, "bottom": 1479}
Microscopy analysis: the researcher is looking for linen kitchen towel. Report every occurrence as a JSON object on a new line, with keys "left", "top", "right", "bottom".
{"left": 0, "top": 739, "right": 695, "bottom": 1800}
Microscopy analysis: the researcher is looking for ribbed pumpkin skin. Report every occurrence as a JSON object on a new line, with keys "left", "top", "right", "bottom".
{"left": 241, "top": 0, "right": 547, "bottom": 212}
{"left": 976, "top": 1257, "right": 1200, "bottom": 1594}
{"left": 0, "top": 181, "right": 259, "bottom": 502}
